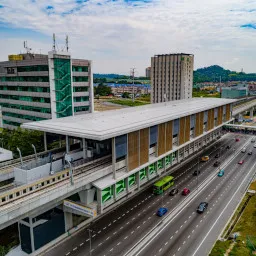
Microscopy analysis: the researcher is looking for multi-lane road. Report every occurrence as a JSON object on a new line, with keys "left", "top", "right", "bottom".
{"left": 45, "top": 133, "right": 256, "bottom": 256}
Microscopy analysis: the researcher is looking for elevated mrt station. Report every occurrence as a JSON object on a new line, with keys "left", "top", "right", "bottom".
{"left": 1, "top": 98, "right": 235, "bottom": 254}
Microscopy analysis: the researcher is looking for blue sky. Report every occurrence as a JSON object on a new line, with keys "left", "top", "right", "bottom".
{"left": 0, "top": 0, "right": 256, "bottom": 74}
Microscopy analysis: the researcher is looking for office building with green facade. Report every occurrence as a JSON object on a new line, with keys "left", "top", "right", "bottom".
{"left": 0, "top": 51, "right": 93, "bottom": 129}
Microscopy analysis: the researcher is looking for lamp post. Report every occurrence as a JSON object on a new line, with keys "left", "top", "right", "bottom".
{"left": 88, "top": 229, "right": 95, "bottom": 256}
{"left": 17, "top": 147, "right": 23, "bottom": 167}
{"left": 31, "top": 144, "right": 37, "bottom": 160}
{"left": 65, "top": 154, "right": 74, "bottom": 186}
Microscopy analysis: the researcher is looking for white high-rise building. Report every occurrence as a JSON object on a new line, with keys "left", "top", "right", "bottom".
{"left": 151, "top": 53, "right": 194, "bottom": 103}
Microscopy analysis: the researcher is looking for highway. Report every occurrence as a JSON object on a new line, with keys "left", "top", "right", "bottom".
{"left": 44, "top": 133, "right": 254, "bottom": 256}
{"left": 138, "top": 137, "right": 256, "bottom": 256}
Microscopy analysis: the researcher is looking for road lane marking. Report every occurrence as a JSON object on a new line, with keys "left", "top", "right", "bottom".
{"left": 80, "top": 243, "right": 84, "bottom": 246}
{"left": 73, "top": 247, "right": 77, "bottom": 251}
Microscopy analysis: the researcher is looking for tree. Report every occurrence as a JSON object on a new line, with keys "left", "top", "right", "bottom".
{"left": 95, "top": 83, "right": 112, "bottom": 96}
{"left": 0, "top": 128, "right": 44, "bottom": 158}
{"left": 122, "top": 92, "right": 130, "bottom": 98}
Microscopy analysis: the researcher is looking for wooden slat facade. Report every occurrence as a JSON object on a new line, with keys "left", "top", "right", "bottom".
{"left": 166, "top": 121, "right": 173, "bottom": 152}
{"left": 217, "top": 106, "right": 223, "bottom": 125}
{"left": 226, "top": 104, "right": 231, "bottom": 121}
{"left": 199, "top": 112, "right": 204, "bottom": 134}
{"left": 157, "top": 123, "right": 166, "bottom": 156}
{"left": 195, "top": 113, "right": 200, "bottom": 137}
{"left": 207, "top": 109, "right": 214, "bottom": 131}
{"left": 185, "top": 116, "right": 190, "bottom": 142}
{"left": 139, "top": 128, "right": 149, "bottom": 165}
{"left": 128, "top": 131, "right": 139, "bottom": 171}
{"left": 179, "top": 117, "right": 185, "bottom": 145}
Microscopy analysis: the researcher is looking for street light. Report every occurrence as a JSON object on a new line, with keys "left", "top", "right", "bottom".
{"left": 65, "top": 154, "right": 74, "bottom": 186}
{"left": 17, "top": 147, "right": 23, "bottom": 167}
{"left": 87, "top": 229, "right": 95, "bottom": 256}
{"left": 31, "top": 144, "right": 37, "bottom": 160}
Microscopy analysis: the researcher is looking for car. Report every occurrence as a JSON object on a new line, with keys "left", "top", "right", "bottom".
{"left": 197, "top": 202, "right": 208, "bottom": 213}
{"left": 157, "top": 207, "right": 168, "bottom": 217}
{"left": 241, "top": 148, "right": 246, "bottom": 153}
{"left": 248, "top": 151, "right": 252, "bottom": 155}
{"left": 218, "top": 169, "right": 225, "bottom": 177}
{"left": 236, "top": 138, "right": 240, "bottom": 142}
{"left": 251, "top": 138, "right": 256, "bottom": 143}
{"left": 182, "top": 188, "right": 190, "bottom": 196}
{"left": 213, "top": 161, "right": 220, "bottom": 167}
{"left": 215, "top": 154, "right": 220, "bottom": 158}
{"left": 238, "top": 160, "right": 245, "bottom": 165}
{"left": 254, "top": 144, "right": 256, "bottom": 148}
{"left": 169, "top": 188, "right": 179, "bottom": 196}
{"left": 193, "top": 170, "right": 200, "bottom": 176}
{"left": 226, "top": 145, "right": 231, "bottom": 149}
{"left": 201, "top": 156, "right": 209, "bottom": 162}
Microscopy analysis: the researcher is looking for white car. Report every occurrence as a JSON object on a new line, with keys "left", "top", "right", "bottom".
{"left": 254, "top": 144, "right": 256, "bottom": 148}
{"left": 251, "top": 138, "right": 256, "bottom": 143}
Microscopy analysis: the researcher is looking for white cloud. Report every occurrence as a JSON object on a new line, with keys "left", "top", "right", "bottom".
{"left": 0, "top": 0, "right": 256, "bottom": 75}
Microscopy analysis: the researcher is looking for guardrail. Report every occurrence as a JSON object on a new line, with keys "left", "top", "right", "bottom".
{"left": 0, "top": 155, "right": 111, "bottom": 206}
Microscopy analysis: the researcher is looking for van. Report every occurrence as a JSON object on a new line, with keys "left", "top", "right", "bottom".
{"left": 241, "top": 148, "right": 246, "bottom": 153}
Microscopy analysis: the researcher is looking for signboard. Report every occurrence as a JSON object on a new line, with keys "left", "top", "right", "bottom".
{"left": 64, "top": 200, "right": 97, "bottom": 218}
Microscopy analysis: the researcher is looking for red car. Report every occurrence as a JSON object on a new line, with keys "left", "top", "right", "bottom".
{"left": 182, "top": 188, "right": 190, "bottom": 196}
{"left": 238, "top": 160, "right": 244, "bottom": 165}
{"left": 236, "top": 138, "right": 240, "bottom": 142}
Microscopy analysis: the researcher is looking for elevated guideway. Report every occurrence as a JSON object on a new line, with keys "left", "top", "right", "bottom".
{"left": 233, "top": 99, "right": 256, "bottom": 116}
{"left": 0, "top": 155, "right": 112, "bottom": 229}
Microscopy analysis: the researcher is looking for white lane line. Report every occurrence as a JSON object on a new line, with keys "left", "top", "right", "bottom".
{"left": 165, "top": 242, "right": 168, "bottom": 245}
{"left": 178, "top": 247, "right": 181, "bottom": 251}
{"left": 131, "top": 231, "right": 134, "bottom": 234}
{"left": 110, "top": 248, "right": 113, "bottom": 252}
{"left": 117, "top": 242, "right": 121, "bottom": 246}
{"left": 98, "top": 231, "right": 101, "bottom": 234}
{"left": 86, "top": 239, "right": 89, "bottom": 242}
{"left": 108, "top": 223, "right": 111, "bottom": 227}
{"left": 113, "top": 220, "right": 116, "bottom": 223}
{"left": 73, "top": 247, "right": 77, "bottom": 251}
{"left": 103, "top": 227, "right": 106, "bottom": 230}
{"left": 80, "top": 243, "right": 84, "bottom": 246}
{"left": 92, "top": 234, "right": 96, "bottom": 237}
{"left": 113, "top": 232, "right": 117, "bottom": 235}
{"left": 183, "top": 241, "right": 186, "bottom": 245}
{"left": 170, "top": 236, "right": 173, "bottom": 239}
{"left": 106, "top": 237, "right": 110, "bottom": 240}
{"left": 137, "top": 226, "right": 141, "bottom": 229}
{"left": 98, "top": 243, "right": 102, "bottom": 246}
{"left": 159, "top": 248, "right": 162, "bottom": 252}
{"left": 65, "top": 253, "right": 70, "bottom": 256}
{"left": 124, "top": 236, "right": 128, "bottom": 240}
{"left": 188, "top": 235, "right": 191, "bottom": 239}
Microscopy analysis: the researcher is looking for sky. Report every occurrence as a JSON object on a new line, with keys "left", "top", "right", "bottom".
{"left": 0, "top": 0, "right": 256, "bottom": 76}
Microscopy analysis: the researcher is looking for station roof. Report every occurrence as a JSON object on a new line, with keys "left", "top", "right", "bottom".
{"left": 22, "top": 98, "right": 236, "bottom": 141}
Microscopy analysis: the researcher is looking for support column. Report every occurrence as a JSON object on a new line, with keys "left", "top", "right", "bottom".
{"left": 29, "top": 217, "right": 35, "bottom": 252}
{"left": 112, "top": 138, "right": 116, "bottom": 179}
{"left": 44, "top": 132, "right": 47, "bottom": 152}
{"left": 97, "top": 189, "right": 103, "bottom": 214}
{"left": 79, "top": 188, "right": 95, "bottom": 205}
{"left": 66, "top": 135, "right": 70, "bottom": 153}
{"left": 125, "top": 177, "right": 129, "bottom": 194}
{"left": 82, "top": 138, "right": 87, "bottom": 159}
{"left": 59, "top": 135, "right": 62, "bottom": 148}
{"left": 64, "top": 212, "right": 73, "bottom": 232}
{"left": 136, "top": 171, "right": 140, "bottom": 190}
{"left": 250, "top": 108, "right": 254, "bottom": 119}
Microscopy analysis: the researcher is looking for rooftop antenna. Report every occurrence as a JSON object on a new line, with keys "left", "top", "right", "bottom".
{"left": 23, "top": 41, "right": 32, "bottom": 54}
{"left": 66, "top": 35, "right": 69, "bottom": 52}
{"left": 53, "top": 33, "right": 56, "bottom": 51}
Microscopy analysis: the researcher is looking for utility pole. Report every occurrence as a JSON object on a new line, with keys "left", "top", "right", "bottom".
{"left": 130, "top": 68, "right": 136, "bottom": 102}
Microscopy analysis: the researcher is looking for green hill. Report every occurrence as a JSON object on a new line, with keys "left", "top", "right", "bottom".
{"left": 194, "top": 65, "right": 256, "bottom": 83}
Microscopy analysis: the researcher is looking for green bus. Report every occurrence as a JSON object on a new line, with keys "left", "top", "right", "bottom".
{"left": 153, "top": 176, "right": 174, "bottom": 195}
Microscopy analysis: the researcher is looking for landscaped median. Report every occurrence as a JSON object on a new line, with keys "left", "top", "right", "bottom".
{"left": 209, "top": 181, "right": 256, "bottom": 256}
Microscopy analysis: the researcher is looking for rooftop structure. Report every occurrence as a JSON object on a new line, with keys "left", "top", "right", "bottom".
{"left": 22, "top": 98, "right": 236, "bottom": 141}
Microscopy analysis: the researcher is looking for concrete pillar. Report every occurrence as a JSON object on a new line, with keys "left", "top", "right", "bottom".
{"left": 79, "top": 188, "right": 96, "bottom": 205}
{"left": 59, "top": 135, "right": 62, "bottom": 148}
{"left": 112, "top": 138, "right": 116, "bottom": 179}
{"left": 64, "top": 212, "right": 73, "bottom": 232}
{"left": 113, "top": 183, "right": 117, "bottom": 201}
{"left": 66, "top": 135, "right": 69, "bottom": 153}
{"left": 82, "top": 138, "right": 87, "bottom": 159}
{"left": 29, "top": 217, "right": 35, "bottom": 252}
{"left": 136, "top": 171, "right": 141, "bottom": 190}
{"left": 250, "top": 108, "right": 254, "bottom": 119}
{"left": 125, "top": 177, "right": 129, "bottom": 193}
{"left": 44, "top": 132, "right": 47, "bottom": 152}
{"left": 97, "top": 189, "right": 103, "bottom": 214}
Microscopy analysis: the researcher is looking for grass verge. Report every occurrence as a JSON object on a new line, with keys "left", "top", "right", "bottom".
{"left": 108, "top": 99, "right": 149, "bottom": 107}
